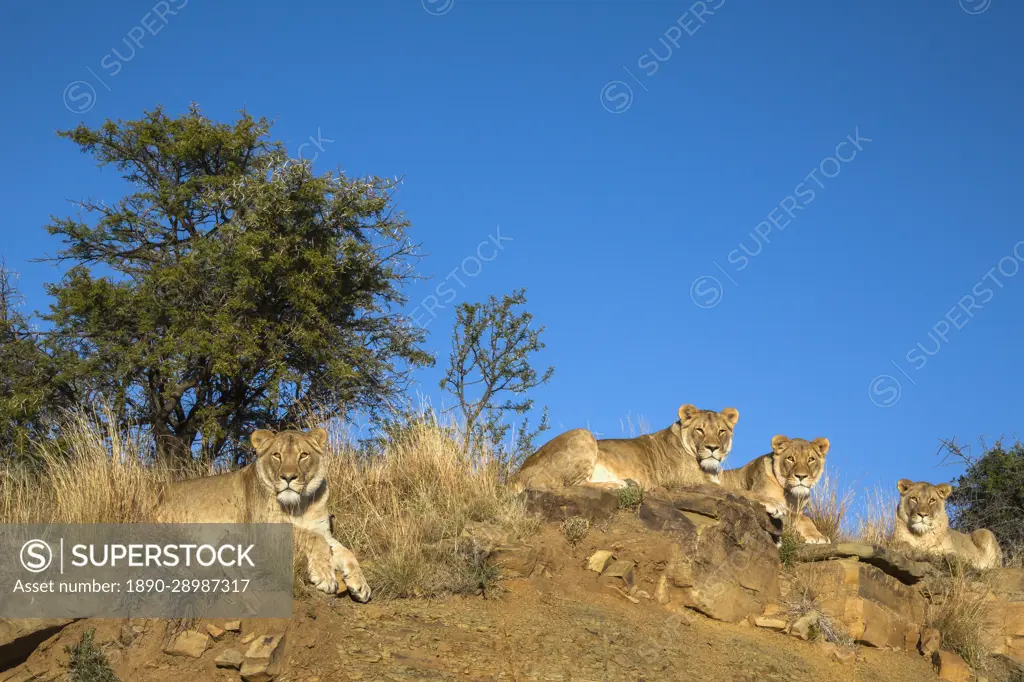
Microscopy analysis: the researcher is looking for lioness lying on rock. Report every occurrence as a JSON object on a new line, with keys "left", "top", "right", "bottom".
{"left": 152, "top": 427, "right": 371, "bottom": 601}
{"left": 510, "top": 404, "right": 738, "bottom": 492}
{"left": 893, "top": 479, "right": 1001, "bottom": 570}
{"left": 721, "top": 435, "right": 831, "bottom": 544}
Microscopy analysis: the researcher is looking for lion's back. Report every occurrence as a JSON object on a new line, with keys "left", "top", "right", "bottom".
{"left": 151, "top": 469, "right": 252, "bottom": 523}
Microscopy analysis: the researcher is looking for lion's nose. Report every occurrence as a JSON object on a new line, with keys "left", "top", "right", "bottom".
{"left": 282, "top": 473, "right": 298, "bottom": 483}
{"left": 795, "top": 474, "right": 808, "bottom": 483}
{"left": 706, "top": 445, "right": 719, "bottom": 454}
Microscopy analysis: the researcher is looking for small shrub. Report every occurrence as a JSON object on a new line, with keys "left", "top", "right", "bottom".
{"left": 927, "top": 557, "right": 993, "bottom": 667}
{"left": 65, "top": 629, "right": 119, "bottom": 682}
{"left": 778, "top": 526, "right": 803, "bottom": 568}
{"left": 560, "top": 516, "right": 590, "bottom": 545}
{"left": 615, "top": 482, "right": 644, "bottom": 510}
{"left": 804, "top": 471, "right": 855, "bottom": 543}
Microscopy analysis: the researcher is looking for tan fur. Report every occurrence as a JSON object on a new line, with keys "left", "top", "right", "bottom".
{"left": 509, "top": 404, "right": 739, "bottom": 492}
{"left": 153, "top": 428, "right": 371, "bottom": 601}
{"left": 721, "top": 435, "right": 831, "bottom": 543}
{"left": 893, "top": 479, "right": 1002, "bottom": 570}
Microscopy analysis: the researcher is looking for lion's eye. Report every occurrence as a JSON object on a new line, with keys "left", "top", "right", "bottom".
{"left": 808, "top": 457, "right": 816, "bottom": 464}
{"left": 786, "top": 457, "right": 795, "bottom": 464}
{"left": 299, "top": 453, "right": 309, "bottom": 461}
{"left": 718, "top": 429, "right": 726, "bottom": 436}
{"left": 930, "top": 498, "right": 937, "bottom": 504}
{"left": 694, "top": 428, "right": 704, "bottom": 436}
{"left": 910, "top": 497, "right": 918, "bottom": 503}
{"left": 271, "top": 453, "right": 281, "bottom": 461}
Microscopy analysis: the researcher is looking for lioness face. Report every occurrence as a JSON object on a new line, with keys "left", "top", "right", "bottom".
{"left": 771, "top": 436, "right": 829, "bottom": 499}
{"left": 678, "top": 404, "right": 739, "bottom": 474}
{"left": 896, "top": 479, "right": 951, "bottom": 535}
{"left": 251, "top": 428, "right": 327, "bottom": 508}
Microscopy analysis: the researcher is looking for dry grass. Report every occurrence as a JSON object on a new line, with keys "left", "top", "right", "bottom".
{"left": 854, "top": 484, "right": 899, "bottom": 549}
{"left": 0, "top": 408, "right": 539, "bottom": 601}
{"left": 804, "top": 471, "right": 855, "bottom": 543}
{"left": 317, "top": 415, "right": 538, "bottom": 599}
{"left": 927, "top": 557, "right": 994, "bottom": 668}
{"left": 782, "top": 563, "right": 854, "bottom": 647}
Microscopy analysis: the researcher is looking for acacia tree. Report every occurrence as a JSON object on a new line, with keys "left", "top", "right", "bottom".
{"left": 24, "top": 105, "right": 430, "bottom": 463}
{"left": 439, "top": 289, "right": 553, "bottom": 466}
{"left": 942, "top": 438, "right": 1024, "bottom": 557}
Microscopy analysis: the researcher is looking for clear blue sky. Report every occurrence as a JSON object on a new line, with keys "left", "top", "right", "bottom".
{"left": 1, "top": 0, "right": 1022, "bottom": 503}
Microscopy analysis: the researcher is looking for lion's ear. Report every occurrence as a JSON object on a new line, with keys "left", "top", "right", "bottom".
{"left": 720, "top": 407, "right": 739, "bottom": 426}
{"left": 771, "top": 435, "right": 789, "bottom": 453}
{"left": 812, "top": 438, "right": 831, "bottom": 456}
{"left": 251, "top": 429, "right": 276, "bottom": 452}
{"left": 678, "top": 404, "right": 700, "bottom": 423}
{"left": 935, "top": 483, "right": 953, "bottom": 499}
{"left": 896, "top": 479, "right": 913, "bottom": 494}
{"left": 307, "top": 427, "right": 328, "bottom": 450}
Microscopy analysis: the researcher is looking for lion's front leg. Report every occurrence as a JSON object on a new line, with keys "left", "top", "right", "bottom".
{"left": 294, "top": 527, "right": 339, "bottom": 594}
{"left": 327, "top": 538, "right": 372, "bottom": 603}
{"left": 792, "top": 512, "right": 830, "bottom": 545}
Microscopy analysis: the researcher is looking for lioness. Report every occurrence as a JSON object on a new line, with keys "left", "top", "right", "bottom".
{"left": 893, "top": 479, "right": 1002, "bottom": 570}
{"left": 509, "top": 404, "right": 739, "bottom": 492}
{"left": 152, "top": 427, "right": 371, "bottom": 601}
{"left": 721, "top": 435, "right": 831, "bottom": 544}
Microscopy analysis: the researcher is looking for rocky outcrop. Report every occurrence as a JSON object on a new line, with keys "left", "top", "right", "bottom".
{"left": 523, "top": 485, "right": 782, "bottom": 624}
{"left": 787, "top": 558, "right": 927, "bottom": 650}
{"left": 0, "top": 619, "right": 75, "bottom": 671}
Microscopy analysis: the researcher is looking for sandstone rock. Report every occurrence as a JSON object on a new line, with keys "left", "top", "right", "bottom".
{"left": 790, "top": 612, "right": 819, "bottom": 641}
{"left": 815, "top": 641, "right": 856, "bottom": 664}
{"left": 224, "top": 620, "right": 242, "bottom": 632}
{"left": 522, "top": 486, "right": 619, "bottom": 522}
{"left": 600, "top": 560, "right": 636, "bottom": 590}
{"left": 753, "top": 616, "right": 788, "bottom": 631}
{"left": 932, "top": 650, "right": 970, "bottom": 682}
{"left": 206, "top": 624, "right": 225, "bottom": 640}
{"left": 240, "top": 632, "right": 257, "bottom": 644}
{"left": 586, "top": 550, "right": 615, "bottom": 573}
{"left": 919, "top": 627, "right": 941, "bottom": 657}
{"left": 638, "top": 485, "right": 781, "bottom": 623}
{"left": 163, "top": 630, "right": 209, "bottom": 658}
{"left": 488, "top": 544, "right": 538, "bottom": 578}
{"left": 789, "top": 558, "right": 926, "bottom": 649}
{"left": 791, "top": 542, "right": 932, "bottom": 585}
{"left": 119, "top": 621, "right": 145, "bottom": 647}
{"left": 215, "top": 648, "right": 245, "bottom": 669}
{"left": 0, "top": 619, "right": 75, "bottom": 670}
{"left": 241, "top": 633, "right": 286, "bottom": 682}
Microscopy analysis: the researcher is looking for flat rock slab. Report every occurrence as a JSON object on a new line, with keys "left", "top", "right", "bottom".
{"left": 791, "top": 542, "right": 933, "bottom": 585}
{"left": 523, "top": 487, "right": 620, "bottom": 522}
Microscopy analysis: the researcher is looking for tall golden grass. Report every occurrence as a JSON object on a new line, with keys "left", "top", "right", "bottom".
{"left": 854, "top": 484, "right": 899, "bottom": 549}
{"left": 0, "top": 409, "right": 537, "bottom": 600}
{"left": 803, "top": 471, "right": 855, "bottom": 543}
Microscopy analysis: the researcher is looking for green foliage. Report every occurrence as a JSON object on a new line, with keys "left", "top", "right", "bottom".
{"left": 9, "top": 105, "right": 430, "bottom": 463}
{"left": 0, "top": 267, "right": 77, "bottom": 462}
{"left": 778, "top": 526, "right": 802, "bottom": 568}
{"left": 615, "top": 481, "right": 644, "bottom": 510}
{"left": 944, "top": 438, "right": 1024, "bottom": 556}
{"left": 65, "top": 629, "right": 120, "bottom": 682}
{"left": 439, "top": 289, "right": 553, "bottom": 471}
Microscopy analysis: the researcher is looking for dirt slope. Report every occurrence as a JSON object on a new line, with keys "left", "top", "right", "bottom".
{"left": 8, "top": 573, "right": 942, "bottom": 682}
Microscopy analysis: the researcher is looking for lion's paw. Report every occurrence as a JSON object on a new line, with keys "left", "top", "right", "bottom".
{"left": 308, "top": 555, "right": 339, "bottom": 594}
{"left": 344, "top": 572, "right": 372, "bottom": 603}
{"left": 764, "top": 502, "right": 788, "bottom": 520}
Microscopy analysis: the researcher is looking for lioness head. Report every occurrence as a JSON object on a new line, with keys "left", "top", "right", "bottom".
{"left": 770, "top": 435, "right": 829, "bottom": 499}
{"left": 896, "top": 479, "right": 952, "bottom": 536}
{"left": 251, "top": 427, "right": 328, "bottom": 509}
{"left": 677, "top": 404, "right": 739, "bottom": 475}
